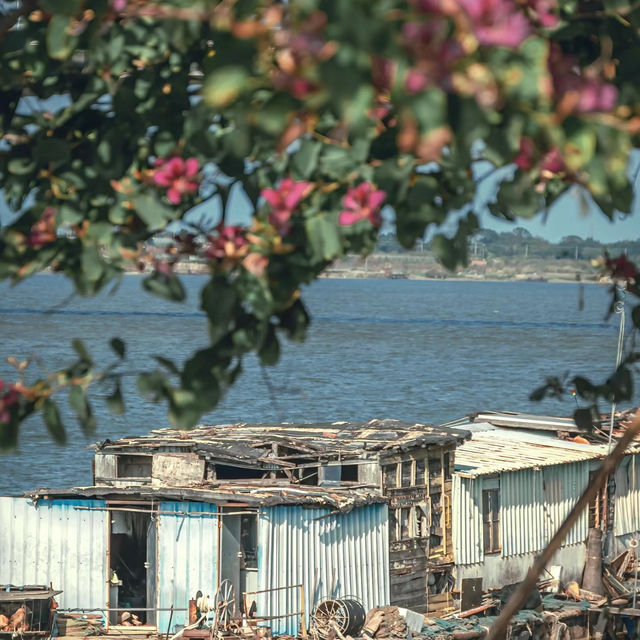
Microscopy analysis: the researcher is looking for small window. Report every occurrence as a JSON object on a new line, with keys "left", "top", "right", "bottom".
{"left": 416, "top": 458, "right": 426, "bottom": 486}
{"left": 401, "top": 461, "right": 413, "bottom": 487}
{"left": 482, "top": 489, "right": 500, "bottom": 554}
{"left": 415, "top": 505, "right": 428, "bottom": 538}
{"left": 383, "top": 464, "right": 398, "bottom": 489}
{"left": 341, "top": 465, "right": 358, "bottom": 482}
{"left": 390, "top": 509, "right": 399, "bottom": 542}
{"left": 443, "top": 452, "right": 451, "bottom": 479}
{"left": 400, "top": 508, "right": 411, "bottom": 539}
{"left": 117, "top": 455, "right": 152, "bottom": 478}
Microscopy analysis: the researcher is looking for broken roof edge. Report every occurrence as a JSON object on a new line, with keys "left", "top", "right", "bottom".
{"left": 92, "top": 418, "right": 471, "bottom": 458}
{"left": 24, "top": 483, "right": 387, "bottom": 513}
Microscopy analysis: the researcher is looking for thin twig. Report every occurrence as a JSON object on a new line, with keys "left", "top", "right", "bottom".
{"left": 486, "top": 412, "right": 640, "bottom": 640}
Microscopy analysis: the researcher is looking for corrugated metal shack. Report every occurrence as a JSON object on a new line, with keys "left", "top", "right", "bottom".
{"left": 449, "top": 411, "right": 640, "bottom": 598}
{"left": 0, "top": 419, "right": 468, "bottom": 636}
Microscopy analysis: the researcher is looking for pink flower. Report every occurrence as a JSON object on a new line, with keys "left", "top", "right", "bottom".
{"left": 262, "top": 178, "right": 311, "bottom": 234}
{"left": 338, "top": 183, "right": 386, "bottom": 227}
{"left": 27, "top": 208, "right": 56, "bottom": 248}
{"left": 514, "top": 137, "right": 535, "bottom": 170}
{"left": 405, "top": 68, "right": 430, "bottom": 94}
{"left": 526, "top": 0, "right": 558, "bottom": 27}
{"left": 458, "top": 0, "right": 532, "bottom": 48}
{"left": 605, "top": 253, "right": 637, "bottom": 283}
{"left": 112, "top": 0, "right": 127, "bottom": 10}
{"left": 0, "top": 380, "right": 20, "bottom": 425}
{"left": 548, "top": 44, "right": 618, "bottom": 114}
{"left": 206, "top": 225, "right": 249, "bottom": 261}
{"left": 540, "top": 147, "right": 565, "bottom": 174}
{"left": 372, "top": 57, "right": 395, "bottom": 94}
{"left": 402, "top": 22, "right": 464, "bottom": 91}
{"left": 153, "top": 156, "right": 200, "bottom": 205}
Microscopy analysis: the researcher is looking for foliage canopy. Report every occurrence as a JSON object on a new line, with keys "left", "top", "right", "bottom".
{"left": 0, "top": 0, "right": 639, "bottom": 445}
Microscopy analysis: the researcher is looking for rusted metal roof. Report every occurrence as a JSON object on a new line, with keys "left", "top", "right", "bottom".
{"left": 28, "top": 482, "right": 386, "bottom": 512}
{"left": 95, "top": 419, "right": 468, "bottom": 461}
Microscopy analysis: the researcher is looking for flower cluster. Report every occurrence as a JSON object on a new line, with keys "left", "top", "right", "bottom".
{"left": 548, "top": 44, "right": 618, "bottom": 115}
{"left": 206, "top": 225, "right": 250, "bottom": 262}
{"left": 338, "top": 183, "right": 387, "bottom": 227}
{"left": 153, "top": 156, "right": 200, "bottom": 205}
{"left": 605, "top": 253, "right": 638, "bottom": 286}
{"left": 0, "top": 380, "right": 20, "bottom": 424}
{"left": 271, "top": 11, "right": 333, "bottom": 99}
{"left": 27, "top": 208, "right": 57, "bottom": 248}
{"left": 514, "top": 138, "right": 568, "bottom": 187}
{"left": 262, "top": 178, "right": 312, "bottom": 235}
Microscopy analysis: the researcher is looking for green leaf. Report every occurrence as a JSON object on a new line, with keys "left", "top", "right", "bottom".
{"left": 277, "top": 299, "right": 310, "bottom": 342}
{"left": 306, "top": 214, "right": 342, "bottom": 262}
{"left": 143, "top": 271, "right": 186, "bottom": 302}
{"left": 42, "top": 399, "right": 66, "bottom": 444}
{"left": 290, "top": 139, "right": 322, "bottom": 180}
{"left": 110, "top": 338, "right": 126, "bottom": 359}
{"left": 72, "top": 339, "right": 93, "bottom": 364}
{"left": 35, "top": 139, "right": 71, "bottom": 164}
{"left": 137, "top": 371, "right": 168, "bottom": 401}
{"left": 258, "top": 324, "right": 280, "bottom": 366}
{"left": 68, "top": 385, "right": 96, "bottom": 432}
{"left": 168, "top": 389, "right": 203, "bottom": 429}
{"left": 106, "top": 379, "right": 125, "bottom": 415}
{"left": 154, "top": 356, "right": 180, "bottom": 375}
{"left": 204, "top": 66, "right": 249, "bottom": 108}
{"left": 201, "top": 278, "right": 238, "bottom": 344}
{"left": 632, "top": 305, "right": 640, "bottom": 330}
{"left": 47, "top": 15, "right": 78, "bottom": 60}
{"left": 133, "top": 193, "right": 175, "bottom": 231}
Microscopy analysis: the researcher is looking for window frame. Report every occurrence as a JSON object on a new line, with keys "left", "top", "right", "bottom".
{"left": 482, "top": 487, "right": 501, "bottom": 554}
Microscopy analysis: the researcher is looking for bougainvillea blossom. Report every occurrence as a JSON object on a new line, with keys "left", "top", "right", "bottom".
{"left": 206, "top": 225, "right": 250, "bottom": 262}
{"left": 605, "top": 254, "right": 638, "bottom": 284}
{"left": 27, "top": 208, "right": 56, "bottom": 248}
{"left": 338, "top": 183, "right": 387, "bottom": 227}
{"left": 153, "top": 156, "right": 200, "bottom": 205}
{"left": 0, "top": 380, "right": 20, "bottom": 424}
{"left": 548, "top": 44, "right": 618, "bottom": 114}
{"left": 457, "top": 0, "right": 532, "bottom": 48}
{"left": 262, "top": 178, "right": 312, "bottom": 234}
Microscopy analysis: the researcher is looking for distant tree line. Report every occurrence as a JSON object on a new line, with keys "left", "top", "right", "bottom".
{"left": 377, "top": 229, "right": 640, "bottom": 262}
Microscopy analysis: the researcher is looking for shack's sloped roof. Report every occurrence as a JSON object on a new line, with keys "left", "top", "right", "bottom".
{"left": 29, "top": 482, "right": 385, "bottom": 511}
{"left": 95, "top": 418, "right": 469, "bottom": 463}
{"left": 451, "top": 409, "right": 640, "bottom": 477}
{"left": 32, "top": 419, "right": 469, "bottom": 512}
{"left": 454, "top": 426, "right": 611, "bottom": 477}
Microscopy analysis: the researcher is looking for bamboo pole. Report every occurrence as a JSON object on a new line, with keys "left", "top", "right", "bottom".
{"left": 486, "top": 413, "right": 640, "bottom": 640}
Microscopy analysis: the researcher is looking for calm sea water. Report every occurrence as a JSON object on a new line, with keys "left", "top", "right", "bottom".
{"left": 0, "top": 274, "right": 634, "bottom": 493}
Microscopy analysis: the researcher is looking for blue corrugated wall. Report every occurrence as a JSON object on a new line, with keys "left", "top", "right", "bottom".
{"left": 0, "top": 497, "right": 108, "bottom": 612}
{"left": 257, "top": 503, "right": 389, "bottom": 636}
{"left": 156, "top": 501, "right": 218, "bottom": 633}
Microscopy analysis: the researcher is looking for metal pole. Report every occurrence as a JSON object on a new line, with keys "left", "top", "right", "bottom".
{"left": 166, "top": 605, "right": 174, "bottom": 640}
{"left": 634, "top": 545, "right": 638, "bottom": 610}
{"left": 607, "top": 285, "right": 626, "bottom": 454}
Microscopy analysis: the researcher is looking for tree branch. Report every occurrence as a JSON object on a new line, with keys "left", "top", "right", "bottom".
{"left": 486, "top": 412, "right": 640, "bottom": 640}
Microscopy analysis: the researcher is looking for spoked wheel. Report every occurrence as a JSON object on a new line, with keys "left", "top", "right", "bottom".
{"left": 213, "top": 579, "right": 236, "bottom": 632}
{"left": 311, "top": 600, "right": 349, "bottom": 639}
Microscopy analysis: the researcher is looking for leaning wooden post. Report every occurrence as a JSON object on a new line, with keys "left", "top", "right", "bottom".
{"left": 486, "top": 414, "right": 640, "bottom": 640}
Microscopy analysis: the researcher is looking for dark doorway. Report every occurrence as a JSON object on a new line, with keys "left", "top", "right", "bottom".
{"left": 109, "top": 507, "right": 156, "bottom": 626}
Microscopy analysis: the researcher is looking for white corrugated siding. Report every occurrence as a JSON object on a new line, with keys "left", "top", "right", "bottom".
{"left": 0, "top": 497, "right": 107, "bottom": 610}
{"left": 156, "top": 501, "right": 218, "bottom": 632}
{"left": 614, "top": 454, "right": 640, "bottom": 536}
{"left": 542, "top": 462, "right": 588, "bottom": 546}
{"left": 257, "top": 504, "right": 389, "bottom": 637}
{"left": 452, "top": 475, "right": 483, "bottom": 565}
{"left": 501, "top": 469, "right": 546, "bottom": 557}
